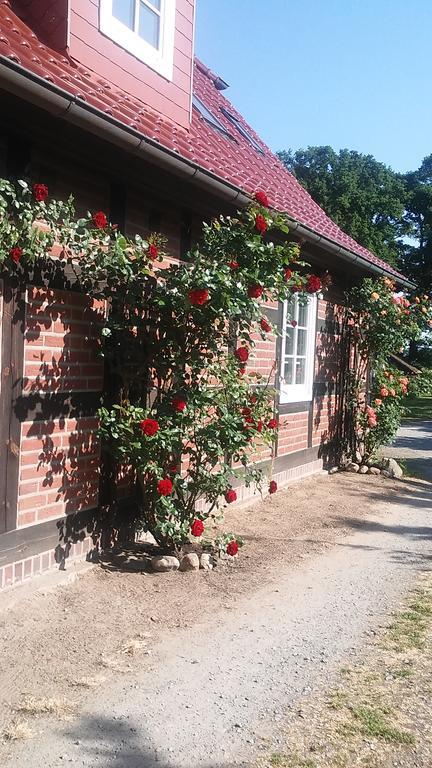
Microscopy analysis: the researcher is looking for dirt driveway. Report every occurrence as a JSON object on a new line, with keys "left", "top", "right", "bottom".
{"left": 1, "top": 469, "right": 431, "bottom": 767}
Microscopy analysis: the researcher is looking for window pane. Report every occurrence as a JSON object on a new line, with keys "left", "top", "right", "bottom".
{"left": 298, "top": 302, "right": 308, "bottom": 328}
{"left": 284, "top": 358, "right": 294, "bottom": 385}
{"left": 297, "top": 328, "right": 307, "bottom": 356}
{"left": 286, "top": 298, "right": 295, "bottom": 322}
{"left": 147, "top": 0, "right": 161, "bottom": 9}
{"left": 113, "top": 0, "right": 135, "bottom": 28}
{"left": 295, "top": 358, "right": 306, "bottom": 385}
{"left": 284, "top": 327, "right": 294, "bottom": 356}
{"left": 139, "top": 2, "right": 160, "bottom": 47}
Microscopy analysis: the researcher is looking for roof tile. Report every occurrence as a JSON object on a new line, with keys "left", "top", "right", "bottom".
{"left": 0, "top": 1, "right": 405, "bottom": 279}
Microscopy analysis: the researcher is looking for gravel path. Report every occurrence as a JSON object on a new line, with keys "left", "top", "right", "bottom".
{"left": 384, "top": 419, "right": 432, "bottom": 481}
{"left": 6, "top": 475, "right": 432, "bottom": 767}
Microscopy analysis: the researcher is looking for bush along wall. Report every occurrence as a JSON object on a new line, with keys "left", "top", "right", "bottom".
{"left": 344, "top": 277, "right": 432, "bottom": 466}
{"left": 0, "top": 181, "right": 327, "bottom": 557}
{"left": 2, "top": 180, "right": 430, "bottom": 557}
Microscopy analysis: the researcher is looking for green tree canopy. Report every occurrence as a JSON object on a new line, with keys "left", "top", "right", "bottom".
{"left": 278, "top": 146, "right": 407, "bottom": 267}
{"left": 402, "top": 153, "right": 432, "bottom": 291}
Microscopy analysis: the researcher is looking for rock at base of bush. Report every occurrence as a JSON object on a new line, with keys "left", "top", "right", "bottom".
{"left": 347, "top": 462, "right": 360, "bottom": 473}
{"left": 383, "top": 457, "right": 404, "bottom": 479}
{"left": 368, "top": 466, "right": 381, "bottom": 475}
{"left": 151, "top": 555, "right": 180, "bottom": 573}
{"left": 179, "top": 553, "right": 200, "bottom": 572}
{"left": 200, "top": 553, "right": 213, "bottom": 570}
{"left": 359, "top": 465, "right": 369, "bottom": 474}
{"left": 328, "top": 466, "right": 339, "bottom": 475}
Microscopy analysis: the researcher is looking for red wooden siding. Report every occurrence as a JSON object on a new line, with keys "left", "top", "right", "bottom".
{"left": 69, "top": 0, "right": 194, "bottom": 129}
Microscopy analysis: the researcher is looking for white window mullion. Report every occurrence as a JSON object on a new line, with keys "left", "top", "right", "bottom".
{"left": 279, "top": 294, "right": 317, "bottom": 404}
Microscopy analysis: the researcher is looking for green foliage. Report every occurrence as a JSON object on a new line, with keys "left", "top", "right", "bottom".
{"left": 0, "top": 179, "right": 326, "bottom": 552}
{"left": 403, "top": 153, "right": 432, "bottom": 291}
{"left": 278, "top": 146, "right": 407, "bottom": 267}
{"left": 346, "top": 277, "right": 432, "bottom": 461}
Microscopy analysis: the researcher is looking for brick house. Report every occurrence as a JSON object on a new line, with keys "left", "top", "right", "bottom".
{"left": 0, "top": 0, "right": 411, "bottom": 589}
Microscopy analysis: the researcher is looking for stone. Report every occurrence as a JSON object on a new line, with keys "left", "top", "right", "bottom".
{"left": 347, "top": 462, "right": 360, "bottom": 473}
{"left": 200, "top": 553, "right": 213, "bottom": 570}
{"left": 179, "top": 553, "right": 200, "bottom": 572}
{"left": 385, "top": 457, "right": 404, "bottom": 479}
{"left": 368, "top": 466, "right": 381, "bottom": 475}
{"left": 359, "top": 465, "right": 369, "bottom": 474}
{"left": 328, "top": 466, "right": 339, "bottom": 475}
{"left": 150, "top": 555, "right": 180, "bottom": 573}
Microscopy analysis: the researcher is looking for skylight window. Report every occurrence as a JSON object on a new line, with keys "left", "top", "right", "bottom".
{"left": 220, "top": 107, "right": 264, "bottom": 154}
{"left": 192, "top": 95, "right": 231, "bottom": 138}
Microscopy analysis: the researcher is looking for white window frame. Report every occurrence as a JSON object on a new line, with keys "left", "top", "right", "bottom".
{"left": 279, "top": 294, "right": 317, "bottom": 403}
{"left": 99, "top": 0, "right": 176, "bottom": 81}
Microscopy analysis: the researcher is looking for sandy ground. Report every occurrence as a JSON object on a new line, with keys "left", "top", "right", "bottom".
{"left": 0, "top": 470, "right": 431, "bottom": 767}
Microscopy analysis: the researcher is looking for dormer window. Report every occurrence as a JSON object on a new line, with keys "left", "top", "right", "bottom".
{"left": 100, "top": 0, "right": 176, "bottom": 80}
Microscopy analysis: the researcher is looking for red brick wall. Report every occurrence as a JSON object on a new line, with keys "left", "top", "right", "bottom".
{"left": 278, "top": 412, "right": 309, "bottom": 455}
{"left": 16, "top": 287, "right": 104, "bottom": 529}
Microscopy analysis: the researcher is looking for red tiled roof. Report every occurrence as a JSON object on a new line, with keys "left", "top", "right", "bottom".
{"left": 0, "top": 1, "right": 406, "bottom": 280}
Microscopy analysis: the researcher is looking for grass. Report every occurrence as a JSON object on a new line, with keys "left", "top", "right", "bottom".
{"left": 403, "top": 395, "right": 432, "bottom": 420}
{"left": 351, "top": 705, "right": 415, "bottom": 744}
{"left": 14, "top": 696, "right": 74, "bottom": 718}
{"left": 2, "top": 720, "right": 33, "bottom": 742}
{"left": 269, "top": 754, "right": 316, "bottom": 768}
{"left": 259, "top": 576, "right": 432, "bottom": 768}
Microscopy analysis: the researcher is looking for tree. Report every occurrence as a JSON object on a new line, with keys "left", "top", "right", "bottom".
{"left": 278, "top": 146, "right": 407, "bottom": 267}
{"left": 402, "top": 153, "right": 432, "bottom": 292}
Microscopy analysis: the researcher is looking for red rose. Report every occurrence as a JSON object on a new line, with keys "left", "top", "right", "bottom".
{"left": 139, "top": 418, "right": 159, "bottom": 436}
{"left": 256, "top": 420, "right": 263, "bottom": 432}
{"left": 255, "top": 214, "right": 267, "bottom": 234}
{"left": 172, "top": 396, "right": 187, "bottom": 412}
{"left": 248, "top": 284, "right": 263, "bottom": 299}
{"left": 191, "top": 519, "right": 204, "bottom": 537}
{"left": 284, "top": 268, "right": 292, "bottom": 281}
{"left": 33, "top": 183, "right": 48, "bottom": 202}
{"left": 291, "top": 284, "right": 301, "bottom": 293}
{"left": 168, "top": 464, "right": 178, "bottom": 474}
{"left": 92, "top": 211, "right": 108, "bottom": 229}
{"left": 225, "top": 489, "right": 237, "bottom": 504}
{"left": 148, "top": 243, "right": 158, "bottom": 259}
{"left": 157, "top": 477, "right": 173, "bottom": 496}
{"left": 254, "top": 190, "right": 269, "bottom": 207}
{"left": 241, "top": 407, "right": 252, "bottom": 416}
{"left": 189, "top": 288, "right": 209, "bottom": 306}
{"left": 235, "top": 346, "right": 249, "bottom": 364}
{"left": 269, "top": 480, "right": 278, "bottom": 494}
{"left": 291, "top": 319, "right": 297, "bottom": 327}
{"left": 239, "top": 366, "right": 246, "bottom": 376}
{"left": 260, "top": 317, "right": 271, "bottom": 333}
{"left": 10, "top": 247, "right": 23, "bottom": 264}
{"left": 306, "top": 275, "right": 322, "bottom": 293}
{"left": 267, "top": 418, "right": 278, "bottom": 429}
{"left": 228, "top": 260, "right": 239, "bottom": 270}
{"left": 226, "top": 540, "right": 239, "bottom": 556}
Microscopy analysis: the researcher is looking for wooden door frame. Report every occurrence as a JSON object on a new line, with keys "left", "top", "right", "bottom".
{"left": 0, "top": 278, "right": 25, "bottom": 534}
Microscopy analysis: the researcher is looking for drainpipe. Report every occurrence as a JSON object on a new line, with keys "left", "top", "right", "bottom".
{"left": 0, "top": 57, "right": 415, "bottom": 289}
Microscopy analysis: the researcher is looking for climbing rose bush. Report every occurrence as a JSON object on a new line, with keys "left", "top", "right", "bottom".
{"left": 0, "top": 179, "right": 327, "bottom": 554}
{"left": 346, "top": 277, "right": 432, "bottom": 462}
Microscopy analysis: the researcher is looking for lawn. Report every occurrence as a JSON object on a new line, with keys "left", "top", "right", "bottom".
{"left": 403, "top": 395, "right": 432, "bottom": 420}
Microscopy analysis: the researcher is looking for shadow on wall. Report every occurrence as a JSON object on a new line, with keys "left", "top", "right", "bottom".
{"left": 59, "top": 713, "right": 240, "bottom": 768}
{"left": 12, "top": 282, "right": 105, "bottom": 560}
{"left": 314, "top": 301, "right": 346, "bottom": 468}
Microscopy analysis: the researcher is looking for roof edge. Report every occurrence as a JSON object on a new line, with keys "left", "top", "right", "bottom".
{"left": 0, "top": 56, "right": 414, "bottom": 289}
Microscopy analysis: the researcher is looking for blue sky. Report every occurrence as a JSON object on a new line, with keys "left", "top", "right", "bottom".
{"left": 195, "top": 0, "right": 431, "bottom": 174}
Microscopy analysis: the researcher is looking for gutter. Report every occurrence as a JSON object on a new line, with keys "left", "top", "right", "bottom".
{"left": 0, "top": 56, "right": 415, "bottom": 290}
